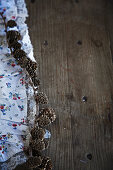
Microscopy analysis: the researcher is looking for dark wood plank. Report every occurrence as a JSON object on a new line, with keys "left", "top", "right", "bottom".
{"left": 25, "top": 0, "right": 113, "bottom": 169}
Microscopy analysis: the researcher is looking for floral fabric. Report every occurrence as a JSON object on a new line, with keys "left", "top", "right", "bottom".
{"left": 0, "top": 0, "right": 36, "bottom": 164}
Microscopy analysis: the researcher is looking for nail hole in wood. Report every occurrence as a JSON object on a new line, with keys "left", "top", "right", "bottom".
{"left": 44, "top": 40, "right": 48, "bottom": 46}
{"left": 77, "top": 40, "right": 82, "bottom": 45}
{"left": 82, "top": 96, "right": 87, "bottom": 102}
{"left": 86, "top": 153, "right": 92, "bottom": 160}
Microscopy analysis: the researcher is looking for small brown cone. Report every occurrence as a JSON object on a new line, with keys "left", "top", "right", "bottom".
{"left": 40, "top": 108, "right": 56, "bottom": 123}
{"left": 32, "top": 149, "right": 42, "bottom": 157}
{"left": 35, "top": 92, "right": 48, "bottom": 104}
{"left": 31, "top": 127, "right": 46, "bottom": 140}
{"left": 9, "top": 41, "right": 21, "bottom": 50}
{"left": 25, "top": 156, "right": 42, "bottom": 168}
{"left": 46, "top": 159, "right": 53, "bottom": 170}
{"left": 13, "top": 49, "right": 27, "bottom": 64}
{"left": 37, "top": 115, "right": 51, "bottom": 127}
{"left": 32, "top": 61, "right": 37, "bottom": 71}
{"left": 31, "top": 75, "right": 40, "bottom": 87}
{"left": 31, "top": 139, "right": 46, "bottom": 151}
{"left": 7, "top": 30, "right": 21, "bottom": 44}
{"left": 7, "top": 20, "right": 17, "bottom": 28}
{"left": 43, "top": 138, "right": 49, "bottom": 149}
{"left": 39, "top": 156, "right": 52, "bottom": 170}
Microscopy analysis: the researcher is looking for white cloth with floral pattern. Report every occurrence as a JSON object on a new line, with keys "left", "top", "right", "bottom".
{"left": 0, "top": 0, "right": 36, "bottom": 166}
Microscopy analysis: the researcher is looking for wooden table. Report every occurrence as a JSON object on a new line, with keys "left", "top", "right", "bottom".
{"left": 25, "top": 0, "right": 113, "bottom": 169}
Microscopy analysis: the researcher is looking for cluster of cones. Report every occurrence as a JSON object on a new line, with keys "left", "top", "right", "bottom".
{"left": 30, "top": 108, "right": 56, "bottom": 151}
{"left": 0, "top": 13, "right": 56, "bottom": 170}
{"left": 6, "top": 20, "right": 40, "bottom": 87}
{"left": 25, "top": 156, "right": 53, "bottom": 170}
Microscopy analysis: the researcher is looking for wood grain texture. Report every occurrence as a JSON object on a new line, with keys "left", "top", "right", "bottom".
{"left": 24, "top": 0, "right": 113, "bottom": 169}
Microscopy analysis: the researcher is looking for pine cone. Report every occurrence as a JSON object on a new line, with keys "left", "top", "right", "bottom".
{"left": 7, "top": 30, "right": 21, "bottom": 44}
{"left": 31, "top": 61, "right": 37, "bottom": 71}
{"left": 13, "top": 49, "right": 27, "bottom": 60}
{"left": 7, "top": 20, "right": 17, "bottom": 28}
{"left": 32, "top": 149, "right": 42, "bottom": 157}
{"left": 26, "top": 61, "right": 37, "bottom": 78}
{"left": 37, "top": 115, "right": 51, "bottom": 127}
{"left": 26, "top": 156, "right": 42, "bottom": 168}
{"left": 27, "top": 67, "right": 35, "bottom": 77}
{"left": 32, "top": 76, "right": 40, "bottom": 87}
{"left": 17, "top": 57, "right": 28, "bottom": 67}
{"left": 30, "top": 139, "right": 46, "bottom": 151}
{"left": 39, "top": 156, "right": 52, "bottom": 170}
{"left": 9, "top": 41, "right": 21, "bottom": 50}
{"left": 26, "top": 58, "right": 34, "bottom": 70}
{"left": 43, "top": 138, "right": 49, "bottom": 149}
{"left": 26, "top": 58, "right": 32, "bottom": 67}
{"left": 25, "top": 60, "right": 37, "bottom": 78}
{"left": 31, "top": 127, "right": 45, "bottom": 140}
{"left": 35, "top": 92, "right": 48, "bottom": 104}
{"left": 46, "top": 160, "right": 53, "bottom": 170}
{"left": 39, "top": 156, "right": 49, "bottom": 169}
{"left": 46, "top": 159, "right": 53, "bottom": 170}
{"left": 40, "top": 108, "right": 56, "bottom": 123}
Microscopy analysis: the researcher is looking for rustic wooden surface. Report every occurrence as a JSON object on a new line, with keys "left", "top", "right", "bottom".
{"left": 25, "top": 0, "right": 113, "bottom": 169}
